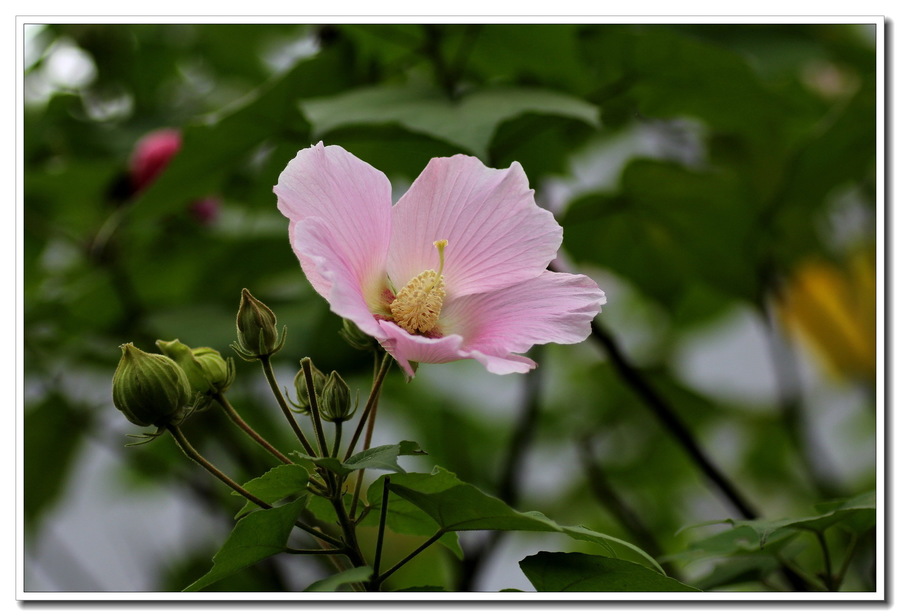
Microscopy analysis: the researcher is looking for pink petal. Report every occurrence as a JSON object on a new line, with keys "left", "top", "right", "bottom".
{"left": 387, "top": 155, "right": 562, "bottom": 298}
{"left": 274, "top": 143, "right": 392, "bottom": 300}
{"left": 293, "top": 218, "right": 385, "bottom": 339}
{"left": 463, "top": 350, "right": 537, "bottom": 375}
{"left": 376, "top": 320, "right": 468, "bottom": 378}
{"left": 441, "top": 270, "right": 606, "bottom": 356}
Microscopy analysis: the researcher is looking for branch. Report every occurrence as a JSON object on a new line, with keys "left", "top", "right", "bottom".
{"left": 589, "top": 319, "right": 759, "bottom": 520}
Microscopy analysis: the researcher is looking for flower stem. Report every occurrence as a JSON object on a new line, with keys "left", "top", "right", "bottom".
{"left": 332, "top": 421, "right": 343, "bottom": 459}
{"left": 259, "top": 356, "right": 316, "bottom": 456}
{"left": 347, "top": 353, "right": 392, "bottom": 518}
{"left": 165, "top": 423, "right": 340, "bottom": 547}
{"left": 214, "top": 393, "right": 293, "bottom": 465}
{"left": 344, "top": 353, "right": 392, "bottom": 460}
{"left": 301, "top": 357, "right": 330, "bottom": 458}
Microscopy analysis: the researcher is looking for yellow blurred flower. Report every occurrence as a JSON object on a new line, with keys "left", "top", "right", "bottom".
{"left": 777, "top": 246, "right": 876, "bottom": 384}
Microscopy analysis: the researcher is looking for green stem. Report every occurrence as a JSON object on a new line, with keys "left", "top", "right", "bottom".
{"left": 816, "top": 531, "right": 836, "bottom": 590}
{"left": 332, "top": 494, "right": 366, "bottom": 570}
{"left": 776, "top": 555, "right": 826, "bottom": 591}
{"left": 301, "top": 357, "right": 330, "bottom": 458}
{"left": 332, "top": 421, "right": 343, "bottom": 460}
{"left": 166, "top": 423, "right": 340, "bottom": 547}
{"left": 259, "top": 356, "right": 316, "bottom": 456}
{"left": 374, "top": 531, "right": 444, "bottom": 586}
{"left": 214, "top": 393, "right": 293, "bottom": 465}
{"left": 371, "top": 476, "right": 391, "bottom": 588}
{"left": 835, "top": 531, "right": 860, "bottom": 589}
{"left": 348, "top": 355, "right": 391, "bottom": 518}
{"left": 344, "top": 353, "right": 392, "bottom": 461}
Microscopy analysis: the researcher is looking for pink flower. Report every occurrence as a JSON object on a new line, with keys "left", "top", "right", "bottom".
{"left": 274, "top": 143, "right": 606, "bottom": 378}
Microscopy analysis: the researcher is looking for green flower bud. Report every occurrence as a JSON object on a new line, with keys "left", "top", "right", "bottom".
{"left": 112, "top": 343, "right": 191, "bottom": 427}
{"left": 292, "top": 359, "right": 327, "bottom": 414}
{"left": 339, "top": 318, "right": 380, "bottom": 352}
{"left": 156, "top": 339, "right": 235, "bottom": 397}
{"left": 320, "top": 371, "right": 354, "bottom": 423}
{"left": 233, "top": 288, "right": 285, "bottom": 360}
{"left": 155, "top": 339, "right": 211, "bottom": 394}
{"left": 192, "top": 347, "right": 234, "bottom": 393}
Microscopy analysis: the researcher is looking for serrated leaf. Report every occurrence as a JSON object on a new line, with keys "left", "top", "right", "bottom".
{"left": 387, "top": 467, "right": 662, "bottom": 573}
{"left": 300, "top": 84, "right": 598, "bottom": 158}
{"left": 294, "top": 441, "right": 425, "bottom": 477}
{"left": 520, "top": 552, "right": 700, "bottom": 592}
{"left": 184, "top": 497, "right": 307, "bottom": 591}
{"left": 232, "top": 464, "right": 310, "bottom": 518}
{"left": 304, "top": 566, "right": 373, "bottom": 592}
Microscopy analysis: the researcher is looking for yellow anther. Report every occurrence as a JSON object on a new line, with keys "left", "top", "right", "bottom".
{"left": 390, "top": 240, "right": 449, "bottom": 335}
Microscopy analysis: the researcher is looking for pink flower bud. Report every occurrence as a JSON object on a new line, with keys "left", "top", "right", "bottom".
{"left": 129, "top": 128, "right": 182, "bottom": 192}
{"left": 189, "top": 197, "right": 220, "bottom": 225}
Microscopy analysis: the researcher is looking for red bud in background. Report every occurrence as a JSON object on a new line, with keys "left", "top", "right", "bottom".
{"left": 129, "top": 128, "right": 182, "bottom": 193}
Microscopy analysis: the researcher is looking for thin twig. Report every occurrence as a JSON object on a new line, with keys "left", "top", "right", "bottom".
{"left": 214, "top": 393, "right": 294, "bottom": 465}
{"left": 301, "top": 357, "right": 330, "bottom": 458}
{"left": 344, "top": 353, "right": 392, "bottom": 460}
{"left": 259, "top": 356, "right": 317, "bottom": 456}
{"left": 166, "top": 424, "right": 340, "bottom": 547}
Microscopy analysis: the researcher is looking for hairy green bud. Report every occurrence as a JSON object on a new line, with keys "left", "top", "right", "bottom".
{"left": 320, "top": 371, "right": 354, "bottom": 423}
{"left": 233, "top": 288, "right": 285, "bottom": 360}
{"left": 112, "top": 343, "right": 190, "bottom": 427}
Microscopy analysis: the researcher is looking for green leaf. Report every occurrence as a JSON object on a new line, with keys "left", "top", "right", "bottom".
{"left": 734, "top": 491, "right": 876, "bottom": 546}
{"left": 300, "top": 84, "right": 598, "bottom": 158}
{"left": 184, "top": 497, "right": 307, "bottom": 591}
{"left": 387, "top": 467, "right": 662, "bottom": 573}
{"left": 675, "top": 491, "right": 876, "bottom": 558}
{"left": 520, "top": 552, "right": 700, "bottom": 592}
{"left": 294, "top": 441, "right": 425, "bottom": 477}
{"left": 692, "top": 554, "right": 781, "bottom": 590}
{"left": 561, "top": 159, "right": 760, "bottom": 305}
{"left": 232, "top": 464, "right": 310, "bottom": 518}
{"left": 365, "top": 475, "right": 463, "bottom": 558}
{"left": 304, "top": 566, "right": 373, "bottom": 592}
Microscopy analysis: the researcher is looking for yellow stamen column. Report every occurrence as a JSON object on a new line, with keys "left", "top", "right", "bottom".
{"left": 390, "top": 240, "right": 449, "bottom": 335}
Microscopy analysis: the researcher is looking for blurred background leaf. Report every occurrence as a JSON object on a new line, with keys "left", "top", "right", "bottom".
{"left": 23, "top": 22, "right": 878, "bottom": 593}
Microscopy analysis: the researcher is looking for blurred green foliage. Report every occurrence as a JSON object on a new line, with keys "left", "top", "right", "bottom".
{"left": 23, "top": 23, "right": 877, "bottom": 593}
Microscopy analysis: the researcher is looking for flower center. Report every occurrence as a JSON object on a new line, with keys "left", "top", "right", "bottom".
{"left": 390, "top": 240, "right": 448, "bottom": 335}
